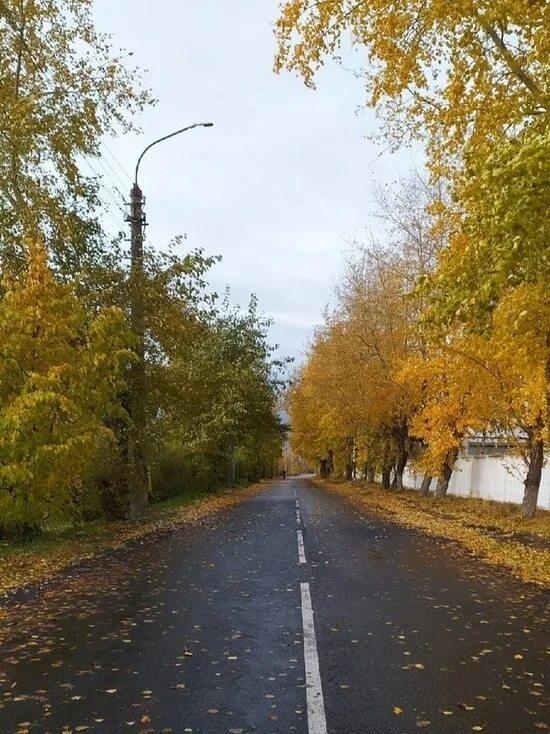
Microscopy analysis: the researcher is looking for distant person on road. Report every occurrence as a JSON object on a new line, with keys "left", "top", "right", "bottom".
{"left": 282, "top": 469, "right": 286, "bottom": 479}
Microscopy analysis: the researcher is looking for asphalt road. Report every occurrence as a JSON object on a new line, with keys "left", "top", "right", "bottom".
{"left": 0, "top": 478, "right": 548, "bottom": 733}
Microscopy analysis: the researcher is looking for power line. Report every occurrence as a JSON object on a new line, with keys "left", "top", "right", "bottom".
{"left": 80, "top": 157, "right": 125, "bottom": 212}
{"left": 82, "top": 158, "right": 126, "bottom": 215}
{"left": 101, "top": 142, "right": 133, "bottom": 186}
{"left": 92, "top": 154, "right": 128, "bottom": 204}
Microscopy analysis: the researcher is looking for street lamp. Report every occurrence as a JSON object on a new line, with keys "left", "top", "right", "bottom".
{"left": 127, "top": 122, "right": 214, "bottom": 518}
{"left": 134, "top": 122, "right": 214, "bottom": 187}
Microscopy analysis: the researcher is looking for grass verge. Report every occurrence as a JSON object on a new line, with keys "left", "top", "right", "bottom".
{"left": 315, "top": 479, "right": 550, "bottom": 586}
{"left": 0, "top": 482, "right": 267, "bottom": 597}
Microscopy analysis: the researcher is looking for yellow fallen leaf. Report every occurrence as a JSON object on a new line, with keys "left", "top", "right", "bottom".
{"left": 393, "top": 706, "right": 403, "bottom": 715}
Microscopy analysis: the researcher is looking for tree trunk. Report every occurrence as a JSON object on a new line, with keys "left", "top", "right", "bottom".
{"left": 522, "top": 435, "right": 544, "bottom": 519}
{"left": 420, "top": 474, "right": 432, "bottom": 495}
{"left": 381, "top": 469, "right": 391, "bottom": 489}
{"left": 434, "top": 447, "right": 459, "bottom": 498}
{"left": 344, "top": 436, "right": 354, "bottom": 481}
{"left": 99, "top": 421, "right": 132, "bottom": 520}
{"left": 327, "top": 449, "right": 334, "bottom": 477}
{"left": 319, "top": 459, "right": 328, "bottom": 478}
{"left": 226, "top": 448, "right": 236, "bottom": 488}
{"left": 391, "top": 419, "right": 408, "bottom": 491}
{"left": 366, "top": 467, "right": 375, "bottom": 483}
{"left": 395, "top": 447, "right": 408, "bottom": 491}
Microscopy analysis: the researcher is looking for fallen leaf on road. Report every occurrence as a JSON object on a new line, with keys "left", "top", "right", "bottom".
{"left": 393, "top": 706, "right": 403, "bottom": 715}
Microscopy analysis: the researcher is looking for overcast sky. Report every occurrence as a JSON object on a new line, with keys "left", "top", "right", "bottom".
{"left": 93, "top": 0, "right": 421, "bottom": 365}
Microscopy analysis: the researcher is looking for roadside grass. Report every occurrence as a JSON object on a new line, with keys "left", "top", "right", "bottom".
{"left": 0, "top": 482, "right": 266, "bottom": 597}
{"left": 316, "top": 479, "right": 550, "bottom": 586}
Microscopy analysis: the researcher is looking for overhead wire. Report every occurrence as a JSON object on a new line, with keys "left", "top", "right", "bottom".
{"left": 91, "top": 155, "right": 129, "bottom": 205}
{"left": 101, "top": 142, "right": 133, "bottom": 187}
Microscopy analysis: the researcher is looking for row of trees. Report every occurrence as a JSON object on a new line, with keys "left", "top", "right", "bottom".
{"left": 0, "top": 1, "right": 284, "bottom": 535}
{"left": 0, "top": 244, "right": 285, "bottom": 534}
{"left": 276, "top": 0, "right": 549, "bottom": 517}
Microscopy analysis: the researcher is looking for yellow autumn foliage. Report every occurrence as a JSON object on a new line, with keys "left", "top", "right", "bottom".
{"left": 0, "top": 244, "right": 133, "bottom": 531}
{"left": 275, "top": 0, "right": 549, "bottom": 171}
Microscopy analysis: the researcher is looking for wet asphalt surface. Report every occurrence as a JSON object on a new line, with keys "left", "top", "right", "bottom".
{"left": 0, "top": 478, "right": 548, "bottom": 734}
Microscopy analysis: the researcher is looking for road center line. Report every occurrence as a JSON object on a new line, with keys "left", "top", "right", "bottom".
{"left": 300, "top": 582, "right": 328, "bottom": 734}
{"left": 297, "top": 529, "right": 306, "bottom": 563}
{"left": 295, "top": 496, "right": 306, "bottom": 562}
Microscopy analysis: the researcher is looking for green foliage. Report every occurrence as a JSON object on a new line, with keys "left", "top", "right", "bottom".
{"left": 148, "top": 287, "right": 286, "bottom": 498}
{"left": 424, "top": 123, "right": 550, "bottom": 331}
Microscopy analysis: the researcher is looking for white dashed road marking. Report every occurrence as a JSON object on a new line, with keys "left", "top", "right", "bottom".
{"left": 300, "top": 582, "right": 328, "bottom": 734}
{"left": 297, "top": 529, "right": 306, "bottom": 564}
{"left": 295, "top": 495, "right": 306, "bottom": 563}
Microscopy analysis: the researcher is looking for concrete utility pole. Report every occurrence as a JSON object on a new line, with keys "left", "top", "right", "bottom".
{"left": 127, "top": 181, "right": 147, "bottom": 518}
{"left": 127, "top": 122, "right": 213, "bottom": 518}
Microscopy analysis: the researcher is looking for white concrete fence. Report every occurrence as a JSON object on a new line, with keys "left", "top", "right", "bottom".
{"left": 403, "top": 454, "right": 550, "bottom": 510}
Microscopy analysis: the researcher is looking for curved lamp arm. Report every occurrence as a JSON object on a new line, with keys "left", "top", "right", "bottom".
{"left": 134, "top": 122, "right": 214, "bottom": 186}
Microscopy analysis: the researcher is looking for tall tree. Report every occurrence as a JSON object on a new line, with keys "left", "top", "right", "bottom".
{"left": 149, "top": 292, "right": 286, "bottom": 495}
{"left": 421, "top": 125, "right": 550, "bottom": 516}
{"left": 0, "top": 243, "right": 132, "bottom": 533}
{"left": 0, "top": 0, "right": 152, "bottom": 271}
